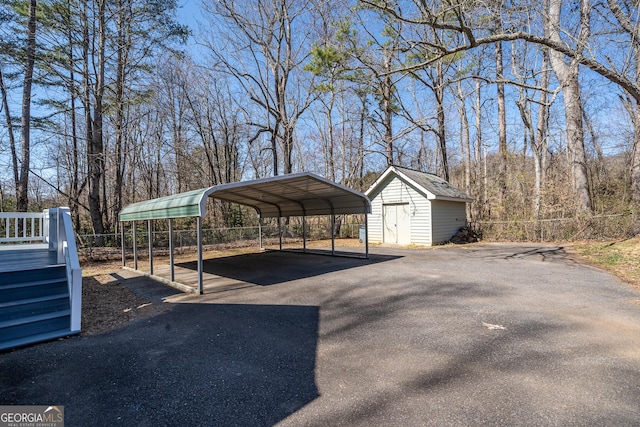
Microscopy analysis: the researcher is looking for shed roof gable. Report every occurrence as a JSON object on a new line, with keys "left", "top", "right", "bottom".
{"left": 365, "top": 165, "right": 473, "bottom": 202}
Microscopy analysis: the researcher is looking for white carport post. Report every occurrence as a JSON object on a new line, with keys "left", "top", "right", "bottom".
{"left": 133, "top": 221, "right": 138, "bottom": 270}
{"left": 169, "top": 218, "right": 175, "bottom": 282}
{"left": 197, "top": 216, "right": 204, "bottom": 294}
{"left": 148, "top": 219, "right": 154, "bottom": 275}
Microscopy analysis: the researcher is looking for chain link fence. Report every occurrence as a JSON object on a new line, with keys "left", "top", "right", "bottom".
{"left": 77, "top": 223, "right": 364, "bottom": 261}
{"left": 474, "top": 213, "right": 638, "bottom": 242}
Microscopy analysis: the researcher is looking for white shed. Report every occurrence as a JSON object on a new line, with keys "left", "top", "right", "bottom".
{"left": 365, "top": 165, "right": 472, "bottom": 246}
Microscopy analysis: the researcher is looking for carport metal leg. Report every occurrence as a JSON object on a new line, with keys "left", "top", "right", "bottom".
{"left": 133, "top": 221, "right": 138, "bottom": 270}
{"left": 278, "top": 217, "right": 282, "bottom": 250}
{"left": 169, "top": 218, "right": 175, "bottom": 282}
{"left": 303, "top": 215, "right": 307, "bottom": 253}
{"left": 331, "top": 214, "right": 335, "bottom": 256}
{"left": 121, "top": 224, "right": 125, "bottom": 267}
{"left": 197, "top": 216, "right": 203, "bottom": 295}
{"left": 148, "top": 219, "right": 154, "bottom": 276}
{"left": 365, "top": 213, "right": 369, "bottom": 259}
{"left": 258, "top": 217, "right": 263, "bottom": 250}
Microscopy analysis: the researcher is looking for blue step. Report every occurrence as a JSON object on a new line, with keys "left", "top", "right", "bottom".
{"left": 0, "top": 293, "right": 70, "bottom": 323}
{"left": 1, "top": 265, "right": 68, "bottom": 303}
{"left": 0, "top": 310, "right": 71, "bottom": 342}
{"left": 0, "top": 265, "right": 73, "bottom": 351}
{"left": 0, "top": 329, "right": 76, "bottom": 352}
{"left": 0, "top": 265, "right": 66, "bottom": 286}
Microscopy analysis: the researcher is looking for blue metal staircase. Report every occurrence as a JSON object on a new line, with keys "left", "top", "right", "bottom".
{"left": 0, "top": 264, "right": 74, "bottom": 351}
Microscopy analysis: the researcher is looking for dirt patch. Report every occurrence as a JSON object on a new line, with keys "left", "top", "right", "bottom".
{"left": 81, "top": 273, "right": 168, "bottom": 335}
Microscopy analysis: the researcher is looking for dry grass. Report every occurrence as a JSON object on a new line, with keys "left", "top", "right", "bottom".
{"left": 572, "top": 236, "right": 640, "bottom": 289}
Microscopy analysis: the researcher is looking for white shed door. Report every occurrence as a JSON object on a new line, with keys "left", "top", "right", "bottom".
{"left": 383, "top": 203, "right": 410, "bottom": 244}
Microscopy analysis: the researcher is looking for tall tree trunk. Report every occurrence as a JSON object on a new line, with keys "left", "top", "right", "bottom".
{"left": 435, "top": 61, "right": 448, "bottom": 181}
{"left": 632, "top": 105, "right": 640, "bottom": 203}
{"left": 327, "top": 92, "right": 336, "bottom": 181}
{"left": 382, "top": 56, "right": 394, "bottom": 166}
{"left": 283, "top": 125, "right": 294, "bottom": 174}
{"left": 533, "top": 51, "right": 551, "bottom": 230}
{"left": 17, "top": 0, "right": 37, "bottom": 212}
{"left": 66, "top": 0, "right": 81, "bottom": 230}
{"left": 496, "top": 40, "right": 507, "bottom": 207}
{"left": 114, "top": 0, "right": 129, "bottom": 220}
{"left": 358, "top": 93, "right": 366, "bottom": 181}
{"left": 457, "top": 81, "right": 471, "bottom": 219}
{"left": 632, "top": 47, "right": 640, "bottom": 203}
{"left": 548, "top": 0, "right": 591, "bottom": 213}
{"left": 606, "top": 0, "right": 640, "bottom": 202}
{"left": 88, "top": 0, "right": 107, "bottom": 238}
{"left": 0, "top": 66, "right": 19, "bottom": 197}
{"left": 473, "top": 79, "right": 484, "bottom": 220}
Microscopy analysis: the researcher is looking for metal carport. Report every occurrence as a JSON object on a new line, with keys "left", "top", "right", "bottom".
{"left": 119, "top": 172, "right": 371, "bottom": 294}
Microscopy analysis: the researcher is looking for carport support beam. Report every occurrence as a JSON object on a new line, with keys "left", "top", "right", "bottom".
{"left": 278, "top": 217, "right": 282, "bottom": 250}
{"left": 197, "top": 216, "right": 203, "bottom": 295}
{"left": 148, "top": 219, "right": 154, "bottom": 276}
{"left": 169, "top": 218, "right": 175, "bottom": 282}
{"left": 258, "top": 217, "right": 263, "bottom": 250}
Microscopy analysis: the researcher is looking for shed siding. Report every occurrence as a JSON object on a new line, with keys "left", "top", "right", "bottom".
{"left": 368, "top": 175, "right": 432, "bottom": 245}
{"left": 409, "top": 192, "right": 431, "bottom": 245}
{"left": 430, "top": 200, "right": 467, "bottom": 244}
{"left": 368, "top": 191, "right": 384, "bottom": 243}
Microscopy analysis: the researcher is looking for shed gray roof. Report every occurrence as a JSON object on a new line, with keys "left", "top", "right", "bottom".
{"left": 365, "top": 165, "right": 473, "bottom": 202}
{"left": 119, "top": 172, "right": 371, "bottom": 221}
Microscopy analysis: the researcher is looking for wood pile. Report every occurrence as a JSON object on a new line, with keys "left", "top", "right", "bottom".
{"left": 449, "top": 226, "right": 480, "bottom": 244}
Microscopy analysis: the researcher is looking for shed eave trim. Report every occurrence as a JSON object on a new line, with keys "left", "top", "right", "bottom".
{"left": 428, "top": 195, "right": 474, "bottom": 203}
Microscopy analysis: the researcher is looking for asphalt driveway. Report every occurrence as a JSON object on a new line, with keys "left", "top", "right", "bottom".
{"left": 2, "top": 243, "right": 640, "bottom": 426}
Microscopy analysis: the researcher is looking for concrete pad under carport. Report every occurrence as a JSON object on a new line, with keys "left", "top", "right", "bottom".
{"left": 2, "top": 243, "right": 640, "bottom": 426}
{"left": 145, "top": 250, "right": 400, "bottom": 295}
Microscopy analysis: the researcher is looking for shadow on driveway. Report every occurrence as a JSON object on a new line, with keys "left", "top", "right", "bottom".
{"left": 176, "top": 250, "right": 401, "bottom": 287}
{"left": 1, "top": 303, "right": 319, "bottom": 426}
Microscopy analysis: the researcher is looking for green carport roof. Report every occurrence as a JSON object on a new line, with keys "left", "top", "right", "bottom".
{"left": 119, "top": 172, "right": 371, "bottom": 222}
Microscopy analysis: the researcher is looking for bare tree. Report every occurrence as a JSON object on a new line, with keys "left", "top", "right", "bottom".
{"left": 16, "top": 0, "right": 37, "bottom": 211}
{"left": 203, "top": 0, "right": 317, "bottom": 175}
{"left": 547, "top": 0, "right": 591, "bottom": 213}
{"left": 0, "top": 65, "right": 19, "bottom": 199}
{"left": 514, "top": 48, "right": 553, "bottom": 233}
{"left": 607, "top": 0, "right": 640, "bottom": 202}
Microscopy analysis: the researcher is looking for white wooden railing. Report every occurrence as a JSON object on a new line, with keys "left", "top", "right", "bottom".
{"left": 0, "top": 212, "right": 46, "bottom": 243}
{"left": 0, "top": 208, "right": 82, "bottom": 332}
{"left": 48, "top": 207, "right": 82, "bottom": 332}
